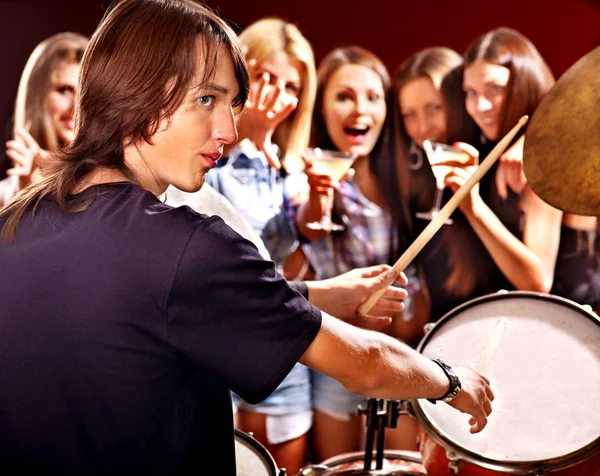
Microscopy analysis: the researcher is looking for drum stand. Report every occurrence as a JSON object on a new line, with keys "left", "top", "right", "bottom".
{"left": 359, "top": 398, "right": 406, "bottom": 471}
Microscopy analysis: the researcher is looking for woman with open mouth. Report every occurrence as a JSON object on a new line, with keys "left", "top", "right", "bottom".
{"left": 296, "top": 45, "right": 426, "bottom": 459}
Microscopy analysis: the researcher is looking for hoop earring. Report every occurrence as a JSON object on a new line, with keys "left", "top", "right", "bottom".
{"left": 408, "top": 141, "right": 424, "bottom": 171}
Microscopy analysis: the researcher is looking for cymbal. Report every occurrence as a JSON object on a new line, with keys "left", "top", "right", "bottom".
{"left": 523, "top": 45, "right": 600, "bottom": 216}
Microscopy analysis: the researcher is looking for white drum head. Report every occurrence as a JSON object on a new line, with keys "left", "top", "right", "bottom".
{"left": 414, "top": 292, "right": 600, "bottom": 469}
{"left": 235, "top": 429, "right": 277, "bottom": 476}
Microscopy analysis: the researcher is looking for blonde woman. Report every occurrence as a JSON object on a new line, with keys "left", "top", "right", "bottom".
{"left": 1, "top": 32, "right": 87, "bottom": 206}
{"left": 200, "top": 18, "right": 317, "bottom": 474}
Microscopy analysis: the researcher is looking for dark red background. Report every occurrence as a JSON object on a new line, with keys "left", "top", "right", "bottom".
{"left": 1, "top": 0, "right": 598, "bottom": 169}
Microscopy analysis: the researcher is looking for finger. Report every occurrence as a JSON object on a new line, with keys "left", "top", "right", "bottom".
{"left": 395, "top": 271, "right": 408, "bottom": 286}
{"left": 15, "top": 128, "right": 39, "bottom": 151}
{"left": 483, "top": 398, "right": 492, "bottom": 417}
{"left": 256, "top": 74, "right": 271, "bottom": 109}
{"left": 372, "top": 299, "right": 405, "bottom": 314}
{"left": 6, "top": 140, "right": 29, "bottom": 156}
{"left": 485, "top": 384, "right": 494, "bottom": 401}
{"left": 306, "top": 176, "right": 338, "bottom": 188}
{"left": 6, "top": 166, "right": 27, "bottom": 177}
{"left": 263, "top": 146, "right": 281, "bottom": 170}
{"left": 356, "top": 315, "right": 393, "bottom": 330}
{"left": 354, "top": 264, "right": 392, "bottom": 279}
{"left": 381, "top": 285, "right": 408, "bottom": 299}
{"left": 341, "top": 168, "right": 355, "bottom": 182}
{"left": 248, "top": 73, "right": 269, "bottom": 108}
{"left": 444, "top": 176, "right": 464, "bottom": 191}
{"left": 453, "top": 141, "right": 479, "bottom": 159}
{"left": 6, "top": 149, "right": 28, "bottom": 168}
{"left": 308, "top": 186, "right": 336, "bottom": 195}
{"left": 263, "top": 86, "right": 285, "bottom": 113}
{"left": 306, "top": 177, "right": 342, "bottom": 191}
{"left": 450, "top": 167, "right": 473, "bottom": 179}
{"left": 247, "top": 79, "right": 262, "bottom": 108}
{"left": 469, "top": 411, "right": 487, "bottom": 434}
{"left": 274, "top": 95, "right": 298, "bottom": 122}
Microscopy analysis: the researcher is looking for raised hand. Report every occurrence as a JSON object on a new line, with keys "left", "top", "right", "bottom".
{"left": 239, "top": 66, "right": 299, "bottom": 169}
{"left": 6, "top": 128, "right": 49, "bottom": 189}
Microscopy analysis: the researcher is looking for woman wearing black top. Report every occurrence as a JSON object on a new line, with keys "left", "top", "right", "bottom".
{"left": 401, "top": 29, "right": 564, "bottom": 321}
{"left": 451, "top": 28, "right": 599, "bottom": 314}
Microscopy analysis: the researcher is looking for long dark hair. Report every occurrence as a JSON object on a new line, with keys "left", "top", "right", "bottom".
{"left": 439, "top": 28, "right": 556, "bottom": 299}
{"left": 392, "top": 46, "right": 462, "bottom": 215}
{"left": 1, "top": 0, "right": 249, "bottom": 242}
{"left": 446, "top": 27, "right": 555, "bottom": 145}
{"left": 312, "top": 46, "right": 411, "bottom": 262}
{"left": 390, "top": 47, "right": 482, "bottom": 298}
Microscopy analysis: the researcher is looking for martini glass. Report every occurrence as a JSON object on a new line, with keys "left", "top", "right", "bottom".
{"left": 416, "top": 140, "right": 473, "bottom": 225}
{"left": 305, "top": 147, "right": 357, "bottom": 231}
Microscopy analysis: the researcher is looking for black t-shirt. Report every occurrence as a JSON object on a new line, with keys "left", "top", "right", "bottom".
{"left": 0, "top": 182, "right": 321, "bottom": 475}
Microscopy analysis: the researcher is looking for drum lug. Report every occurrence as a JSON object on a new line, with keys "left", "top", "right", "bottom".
{"left": 423, "top": 323, "right": 435, "bottom": 335}
{"left": 496, "top": 289, "right": 509, "bottom": 295}
{"left": 278, "top": 469, "right": 287, "bottom": 476}
{"left": 446, "top": 450, "right": 462, "bottom": 474}
{"left": 399, "top": 399, "right": 415, "bottom": 417}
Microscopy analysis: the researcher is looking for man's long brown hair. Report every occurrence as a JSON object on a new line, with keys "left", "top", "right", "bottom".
{"left": 1, "top": 0, "right": 249, "bottom": 242}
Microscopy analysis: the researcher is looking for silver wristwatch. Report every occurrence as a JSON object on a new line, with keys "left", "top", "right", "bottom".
{"left": 427, "top": 359, "right": 462, "bottom": 404}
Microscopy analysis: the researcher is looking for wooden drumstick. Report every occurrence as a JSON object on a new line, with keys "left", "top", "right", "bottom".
{"left": 357, "top": 115, "right": 529, "bottom": 317}
{"left": 475, "top": 317, "right": 507, "bottom": 375}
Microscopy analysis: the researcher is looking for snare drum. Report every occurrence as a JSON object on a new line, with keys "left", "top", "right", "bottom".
{"left": 299, "top": 450, "right": 426, "bottom": 475}
{"left": 412, "top": 291, "right": 600, "bottom": 475}
{"left": 235, "top": 429, "right": 283, "bottom": 476}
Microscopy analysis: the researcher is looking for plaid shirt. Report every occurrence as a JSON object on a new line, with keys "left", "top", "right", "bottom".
{"left": 302, "top": 178, "right": 420, "bottom": 319}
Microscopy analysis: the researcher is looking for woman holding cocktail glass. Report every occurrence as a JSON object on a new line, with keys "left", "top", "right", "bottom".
{"left": 296, "top": 46, "right": 426, "bottom": 458}
{"left": 422, "top": 28, "right": 563, "bottom": 318}
{"left": 451, "top": 28, "right": 600, "bottom": 313}
{"left": 392, "top": 46, "right": 488, "bottom": 322}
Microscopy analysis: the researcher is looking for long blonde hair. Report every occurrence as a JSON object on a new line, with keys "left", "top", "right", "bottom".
{"left": 13, "top": 32, "right": 88, "bottom": 151}
{"left": 240, "top": 18, "right": 316, "bottom": 173}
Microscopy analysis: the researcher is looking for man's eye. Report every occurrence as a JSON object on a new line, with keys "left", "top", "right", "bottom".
{"left": 198, "top": 96, "right": 215, "bottom": 107}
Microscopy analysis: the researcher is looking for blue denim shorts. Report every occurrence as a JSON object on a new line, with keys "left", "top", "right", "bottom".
{"left": 232, "top": 363, "right": 311, "bottom": 415}
{"left": 311, "top": 370, "right": 367, "bottom": 421}
{"left": 232, "top": 363, "right": 313, "bottom": 444}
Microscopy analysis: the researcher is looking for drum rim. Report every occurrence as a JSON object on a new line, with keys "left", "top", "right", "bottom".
{"left": 300, "top": 450, "right": 425, "bottom": 475}
{"left": 234, "top": 428, "right": 278, "bottom": 475}
{"left": 320, "top": 449, "right": 423, "bottom": 466}
{"left": 412, "top": 290, "right": 600, "bottom": 473}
